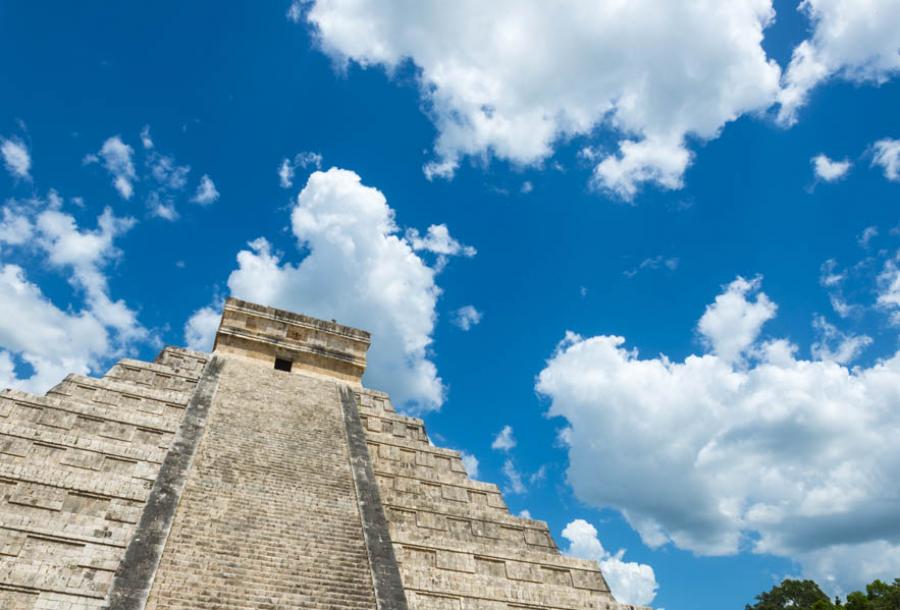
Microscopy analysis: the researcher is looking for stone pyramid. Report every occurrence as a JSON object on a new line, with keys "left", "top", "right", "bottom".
{"left": 0, "top": 298, "right": 647, "bottom": 610}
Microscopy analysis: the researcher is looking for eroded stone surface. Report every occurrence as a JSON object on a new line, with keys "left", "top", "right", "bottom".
{"left": 143, "top": 356, "right": 379, "bottom": 610}
{"left": 352, "top": 388, "right": 646, "bottom": 610}
{"left": 0, "top": 299, "right": 648, "bottom": 610}
{"left": 0, "top": 348, "right": 209, "bottom": 610}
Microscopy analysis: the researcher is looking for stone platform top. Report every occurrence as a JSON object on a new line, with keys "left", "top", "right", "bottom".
{"left": 213, "top": 297, "right": 371, "bottom": 383}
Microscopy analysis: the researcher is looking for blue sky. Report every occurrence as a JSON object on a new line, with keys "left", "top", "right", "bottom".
{"left": 1, "top": 2, "right": 899, "bottom": 608}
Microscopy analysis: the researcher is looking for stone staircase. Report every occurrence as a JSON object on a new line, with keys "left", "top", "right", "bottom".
{"left": 143, "top": 356, "right": 378, "bottom": 610}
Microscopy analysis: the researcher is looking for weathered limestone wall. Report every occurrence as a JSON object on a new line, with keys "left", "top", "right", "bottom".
{"left": 0, "top": 348, "right": 210, "bottom": 610}
{"left": 352, "top": 388, "right": 648, "bottom": 610}
{"left": 214, "top": 298, "right": 370, "bottom": 384}
{"left": 143, "top": 355, "right": 382, "bottom": 610}
{"left": 1, "top": 300, "right": 647, "bottom": 610}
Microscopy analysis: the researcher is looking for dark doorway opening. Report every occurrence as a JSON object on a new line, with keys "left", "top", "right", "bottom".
{"left": 274, "top": 357, "right": 293, "bottom": 372}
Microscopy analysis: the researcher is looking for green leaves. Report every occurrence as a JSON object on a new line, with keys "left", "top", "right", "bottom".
{"left": 747, "top": 578, "right": 900, "bottom": 610}
{"left": 746, "top": 579, "right": 831, "bottom": 610}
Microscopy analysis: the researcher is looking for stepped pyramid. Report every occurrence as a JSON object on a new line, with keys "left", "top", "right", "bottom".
{"left": 0, "top": 298, "right": 647, "bottom": 610}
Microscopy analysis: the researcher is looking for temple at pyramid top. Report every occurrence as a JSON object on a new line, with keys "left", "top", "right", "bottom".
{"left": 213, "top": 296, "right": 371, "bottom": 383}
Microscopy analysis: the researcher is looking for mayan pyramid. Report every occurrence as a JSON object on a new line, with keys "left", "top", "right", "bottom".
{"left": 0, "top": 297, "right": 647, "bottom": 610}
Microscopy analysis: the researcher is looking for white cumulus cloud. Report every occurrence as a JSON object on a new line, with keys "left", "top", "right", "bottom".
{"left": 871, "top": 138, "right": 900, "bottom": 182}
{"left": 88, "top": 128, "right": 217, "bottom": 218}
{"left": 0, "top": 207, "right": 34, "bottom": 246}
{"left": 778, "top": 0, "right": 900, "bottom": 125}
{"left": 697, "top": 275, "right": 777, "bottom": 364}
{"left": 184, "top": 305, "right": 222, "bottom": 351}
{"left": 0, "top": 140, "right": 147, "bottom": 394}
{"left": 298, "top": 0, "right": 781, "bottom": 199}
{"left": 562, "top": 519, "right": 658, "bottom": 607}
{"left": 491, "top": 424, "right": 516, "bottom": 452}
{"left": 0, "top": 264, "right": 111, "bottom": 393}
{"left": 1, "top": 137, "right": 31, "bottom": 180}
{"left": 877, "top": 254, "right": 900, "bottom": 325}
{"left": 812, "top": 153, "right": 851, "bottom": 182}
{"left": 191, "top": 175, "right": 220, "bottom": 205}
{"left": 406, "top": 224, "right": 476, "bottom": 272}
{"left": 537, "top": 276, "right": 900, "bottom": 593}
{"left": 198, "top": 167, "right": 471, "bottom": 412}
{"left": 90, "top": 136, "right": 136, "bottom": 199}
{"left": 459, "top": 451, "right": 479, "bottom": 479}
{"left": 34, "top": 207, "right": 143, "bottom": 342}
{"left": 0, "top": 188, "right": 148, "bottom": 395}
{"left": 0, "top": 203, "right": 144, "bottom": 392}
{"left": 453, "top": 305, "right": 482, "bottom": 331}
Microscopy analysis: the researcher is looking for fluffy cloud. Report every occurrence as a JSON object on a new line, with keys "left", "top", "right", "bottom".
{"left": 184, "top": 304, "right": 221, "bottom": 351}
{"left": 0, "top": 189, "right": 146, "bottom": 393}
{"left": 0, "top": 207, "right": 34, "bottom": 246}
{"left": 299, "top": 0, "right": 781, "bottom": 198}
{"left": 0, "top": 131, "right": 150, "bottom": 396}
{"left": 452, "top": 305, "right": 482, "bottom": 331}
{"left": 200, "top": 167, "right": 470, "bottom": 411}
{"left": 537, "top": 277, "right": 900, "bottom": 593}
{"left": 871, "top": 138, "right": 900, "bottom": 182}
{"left": 491, "top": 424, "right": 516, "bottom": 451}
{"left": 697, "top": 275, "right": 777, "bottom": 364}
{"left": 561, "top": 519, "right": 658, "bottom": 607}
{"left": 877, "top": 255, "right": 900, "bottom": 325}
{"left": 0, "top": 264, "right": 110, "bottom": 393}
{"left": 812, "top": 153, "right": 851, "bottom": 182}
{"left": 459, "top": 451, "right": 479, "bottom": 479}
{"left": 406, "top": 224, "right": 477, "bottom": 258}
{"left": 34, "top": 207, "right": 143, "bottom": 342}
{"left": 88, "top": 136, "right": 136, "bottom": 199}
{"left": 87, "top": 129, "right": 218, "bottom": 218}
{"left": 406, "top": 224, "right": 476, "bottom": 271}
{"left": 1, "top": 137, "right": 31, "bottom": 180}
{"left": 191, "top": 175, "right": 220, "bottom": 205}
{"left": 778, "top": 0, "right": 900, "bottom": 125}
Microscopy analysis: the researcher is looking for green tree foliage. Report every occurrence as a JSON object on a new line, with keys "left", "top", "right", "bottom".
{"left": 747, "top": 578, "right": 900, "bottom": 610}
{"left": 845, "top": 579, "right": 900, "bottom": 610}
{"left": 746, "top": 579, "right": 831, "bottom": 610}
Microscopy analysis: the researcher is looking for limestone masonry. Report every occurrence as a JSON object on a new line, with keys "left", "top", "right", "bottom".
{"left": 0, "top": 298, "right": 647, "bottom": 610}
